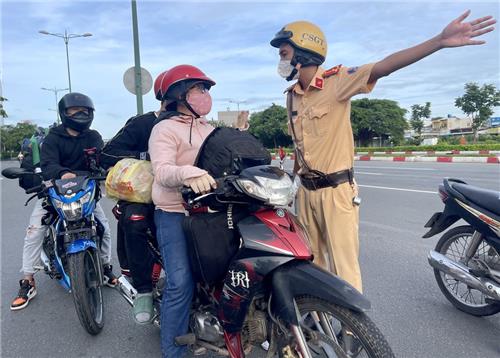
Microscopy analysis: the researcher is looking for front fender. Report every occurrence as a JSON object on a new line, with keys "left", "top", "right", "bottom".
{"left": 271, "top": 260, "right": 370, "bottom": 326}
{"left": 66, "top": 238, "right": 96, "bottom": 254}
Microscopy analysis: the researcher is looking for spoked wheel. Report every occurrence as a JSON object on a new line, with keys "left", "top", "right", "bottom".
{"left": 434, "top": 225, "right": 500, "bottom": 316}
{"left": 273, "top": 296, "right": 394, "bottom": 358}
{"left": 68, "top": 248, "right": 104, "bottom": 335}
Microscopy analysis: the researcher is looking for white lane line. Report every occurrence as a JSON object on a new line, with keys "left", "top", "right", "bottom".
{"left": 355, "top": 165, "right": 436, "bottom": 171}
{"left": 356, "top": 172, "right": 383, "bottom": 175}
{"left": 359, "top": 184, "right": 437, "bottom": 194}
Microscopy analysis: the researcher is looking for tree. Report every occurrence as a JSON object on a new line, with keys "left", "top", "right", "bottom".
{"left": 207, "top": 119, "right": 227, "bottom": 128}
{"left": 0, "top": 96, "right": 7, "bottom": 118}
{"left": 410, "top": 102, "right": 431, "bottom": 143}
{"left": 248, "top": 104, "right": 292, "bottom": 148}
{"left": 351, "top": 98, "right": 408, "bottom": 146}
{"left": 0, "top": 122, "right": 38, "bottom": 153}
{"left": 455, "top": 83, "right": 500, "bottom": 142}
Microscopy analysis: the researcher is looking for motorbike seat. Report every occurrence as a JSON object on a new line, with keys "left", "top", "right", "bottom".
{"left": 452, "top": 183, "right": 500, "bottom": 216}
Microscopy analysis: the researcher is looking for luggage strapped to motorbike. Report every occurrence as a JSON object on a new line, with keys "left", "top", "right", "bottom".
{"left": 183, "top": 127, "right": 272, "bottom": 285}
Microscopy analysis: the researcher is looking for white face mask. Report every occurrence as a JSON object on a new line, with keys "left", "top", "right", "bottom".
{"left": 277, "top": 60, "right": 299, "bottom": 80}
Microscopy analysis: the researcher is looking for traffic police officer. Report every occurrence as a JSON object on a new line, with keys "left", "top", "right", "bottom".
{"left": 271, "top": 12, "right": 496, "bottom": 292}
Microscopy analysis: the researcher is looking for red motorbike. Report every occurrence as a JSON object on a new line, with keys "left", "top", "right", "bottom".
{"left": 117, "top": 164, "right": 394, "bottom": 358}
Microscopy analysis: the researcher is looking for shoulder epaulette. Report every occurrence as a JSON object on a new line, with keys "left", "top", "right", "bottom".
{"left": 322, "top": 64, "right": 342, "bottom": 78}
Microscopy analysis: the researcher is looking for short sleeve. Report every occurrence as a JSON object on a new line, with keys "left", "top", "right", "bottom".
{"left": 335, "top": 63, "right": 377, "bottom": 102}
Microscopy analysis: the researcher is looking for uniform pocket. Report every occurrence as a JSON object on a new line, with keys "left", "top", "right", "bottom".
{"left": 308, "top": 104, "right": 330, "bottom": 136}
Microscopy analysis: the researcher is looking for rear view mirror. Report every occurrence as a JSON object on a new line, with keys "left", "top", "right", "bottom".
{"left": 1, "top": 167, "right": 32, "bottom": 179}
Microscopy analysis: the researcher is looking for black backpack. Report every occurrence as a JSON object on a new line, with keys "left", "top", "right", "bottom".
{"left": 19, "top": 152, "right": 42, "bottom": 191}
{"left": 18, "top": 134, "right": 45, "bottom": 191}
{"left": 194, "top": 127, "right": 271, "bottom": 178}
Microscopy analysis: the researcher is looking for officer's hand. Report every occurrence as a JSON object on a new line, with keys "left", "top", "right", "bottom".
{"left": 61, "top": 172, "right": 77, "bottom": 180}
{"left": 184, "top": 174, "right": 217, "bottom": 194}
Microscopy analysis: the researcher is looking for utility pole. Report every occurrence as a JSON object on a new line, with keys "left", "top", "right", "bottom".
{"left": 131, "top": 0, "right": 143, "bottom": 114}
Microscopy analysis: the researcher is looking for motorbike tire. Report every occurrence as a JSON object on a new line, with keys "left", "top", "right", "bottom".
{"left": 68, "top": 248, "right": 105, "bottom": 335}
{"left": 434, "top": 225, "right": 500, "bottom": 317}
{"left": 276, "top": 295, "right": 394, "bottom": 358}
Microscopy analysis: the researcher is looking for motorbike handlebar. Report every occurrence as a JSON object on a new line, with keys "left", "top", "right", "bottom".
{"left": 25, "top": 184, "right": 45, "bottom": 195}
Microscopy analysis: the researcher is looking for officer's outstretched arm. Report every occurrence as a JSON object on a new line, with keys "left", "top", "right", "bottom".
{"left": 368, "top": 10, "right": 496, "bottom": 83}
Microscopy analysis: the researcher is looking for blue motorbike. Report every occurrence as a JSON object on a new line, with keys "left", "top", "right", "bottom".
{"left": 2, "top": 151, "right": 108, "bottom": 335}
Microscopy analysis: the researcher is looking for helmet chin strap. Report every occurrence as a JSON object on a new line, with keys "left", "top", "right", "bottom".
{"left": 286, "top": 59, "right": 301, "bottom": 81}
{"left": 286, "top": 68, "right": 299, "bottom": 81}
{"left": 183, "top": 100, "right": 200, "bottom": 119}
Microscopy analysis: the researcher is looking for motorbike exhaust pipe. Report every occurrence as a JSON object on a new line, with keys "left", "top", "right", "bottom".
{"left": 116, "top": 275, "right": 137, "bottom": 306}
{"left": 428, "top": 250, "right": 500, "bottom": 300}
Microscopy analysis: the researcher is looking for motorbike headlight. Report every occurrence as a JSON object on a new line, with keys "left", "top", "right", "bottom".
{"left": 52, "top": 192, "right": 92, "bottom": 221}
{"left": 236, "top": 175, "right": 294, "bottom": 206}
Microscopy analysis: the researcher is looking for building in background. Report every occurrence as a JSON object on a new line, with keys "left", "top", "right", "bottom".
{"left": 431, "top": 115, "right": 473, "bottom": 135}
{"left": 217, "top": 110, "right": 249, "bottom": 130}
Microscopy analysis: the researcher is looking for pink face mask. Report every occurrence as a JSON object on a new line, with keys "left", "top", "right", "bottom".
{"left": 186, "top": 89, "right": 212, "bottom": 117}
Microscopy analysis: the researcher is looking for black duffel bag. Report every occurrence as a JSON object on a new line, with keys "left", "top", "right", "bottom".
{"left": 183, "top": 206, "right": 246, "bottom": 285}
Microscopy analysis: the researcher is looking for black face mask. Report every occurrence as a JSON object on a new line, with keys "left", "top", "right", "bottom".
{"left": 68, "top": 111, "right": 91, "bottom": 120}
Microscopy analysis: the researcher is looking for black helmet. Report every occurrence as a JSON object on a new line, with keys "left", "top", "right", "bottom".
{"left": 58, "top": 92, "right": 95, "bottom": 132}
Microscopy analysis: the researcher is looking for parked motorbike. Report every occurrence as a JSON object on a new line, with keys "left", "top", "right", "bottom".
{"left": 116, "top": 164, "right": 394, "bottom": 358}
{"left": 423, "top": 178, "right": 500, "bottom": 316}
{"left": 2, "top": 149, "right": 109, "bottom": 334}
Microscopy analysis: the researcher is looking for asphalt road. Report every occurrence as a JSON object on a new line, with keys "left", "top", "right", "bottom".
{"left": 1, "top": 160, "right": 499, "bottom": 358}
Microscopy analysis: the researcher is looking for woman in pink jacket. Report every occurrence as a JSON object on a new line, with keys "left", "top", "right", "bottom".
{"left": 148, "top": 64, "right": 217, "bottom": 357}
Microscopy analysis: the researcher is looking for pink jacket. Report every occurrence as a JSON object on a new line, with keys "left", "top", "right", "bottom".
{"left": 148, "top": 115, "right": 214, "bottom": 213}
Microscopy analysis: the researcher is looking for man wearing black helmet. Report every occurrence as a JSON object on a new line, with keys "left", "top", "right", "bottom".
{"left": 10, "top": 92, "right": 117, "bottom": 311}
{"left": 270, "top": 11, "right": 496, "bottom": 295}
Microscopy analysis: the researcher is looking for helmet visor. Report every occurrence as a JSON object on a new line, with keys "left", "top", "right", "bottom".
{"left": 270, "top": 29, "right": 293, "bottom": 48}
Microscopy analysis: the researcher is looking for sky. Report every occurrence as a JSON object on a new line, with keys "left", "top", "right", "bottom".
{"left": 1, "top": 0, "right": 499, "bottom": 139}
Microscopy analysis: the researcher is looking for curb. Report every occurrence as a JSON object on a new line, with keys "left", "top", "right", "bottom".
{"left": 354, "top": 156, "right": 499, "bottom": 164}
{"left": 356, "top": 150, "right": 500, "bottom": 155}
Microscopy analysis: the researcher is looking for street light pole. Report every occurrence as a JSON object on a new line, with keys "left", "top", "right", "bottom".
{"left": 63, "top": 31, "right": 72, "bottom": 92}
{"left": 41, "top": 87, "right": 69, "bottom": 124}
{"left": 229, "top": 99, "right": 246, "bottom": 111}
{"left": 39, "top": 29, "right": 92, "bottom": 92}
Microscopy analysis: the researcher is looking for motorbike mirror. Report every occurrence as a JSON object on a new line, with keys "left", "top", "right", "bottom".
{"left": 1, "top": 167, "right": 32, "bottom": 179}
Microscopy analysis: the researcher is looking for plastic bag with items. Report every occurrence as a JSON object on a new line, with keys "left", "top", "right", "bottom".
{"left": 105, "top": 158, "right": 153, "bottom": 203}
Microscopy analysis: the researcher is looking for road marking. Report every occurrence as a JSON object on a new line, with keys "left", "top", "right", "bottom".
{"left": 359, "top": 184, "right": 437, "bottom": 194}
{"left": 355, "top": 165, "right": 436, "bottom": 171}
{"left": 356, "top": 172, "right": 383, "bottom": 175}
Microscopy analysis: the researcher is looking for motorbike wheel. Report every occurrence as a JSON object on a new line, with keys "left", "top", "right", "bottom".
{"left": 274, "top": 295, "right": 394, "bottom": 358}
{"left": 434, "top": 225, "right": 500, "bottom": 316}
{"left": 68, "top": 248, "right": 105, "bottom": 335}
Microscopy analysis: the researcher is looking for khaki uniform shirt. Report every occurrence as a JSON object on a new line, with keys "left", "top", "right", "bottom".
{"left": 287, "top": 64, "right": 377, "bottom": 174}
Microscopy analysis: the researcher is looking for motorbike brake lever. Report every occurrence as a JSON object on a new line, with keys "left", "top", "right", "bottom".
{"left": 24, "top": 193, "right": 39, "bottom": 206}
{"left": 188, "top": 192, "right": 215, "bottom": 206}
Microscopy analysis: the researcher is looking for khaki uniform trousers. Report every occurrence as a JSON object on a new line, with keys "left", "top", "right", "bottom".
{"left": 296, "top": 182, "right": 362, "bottom": 292}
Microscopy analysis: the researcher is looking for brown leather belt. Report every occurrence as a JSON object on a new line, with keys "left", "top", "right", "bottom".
{"left": 300, "top": 168, "right": 354, "bottom": 191}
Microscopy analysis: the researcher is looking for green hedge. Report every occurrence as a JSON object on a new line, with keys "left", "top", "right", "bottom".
{"left": 355, "top": 144, "right": 500, "bottom": 152}
{"left": 0, "top": 151, "right": 18, "bottom": 160}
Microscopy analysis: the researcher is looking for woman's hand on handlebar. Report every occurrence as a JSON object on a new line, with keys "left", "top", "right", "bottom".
{"left": 184, "top": 173, "right": 217, "bottom": 194}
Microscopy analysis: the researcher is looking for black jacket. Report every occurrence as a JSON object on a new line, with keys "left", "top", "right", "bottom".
{"left": 40, "top": 125, "right": 104, "bottom": 180}
{"left": 100, "top": 111, "right": 157, "bottom": 169}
